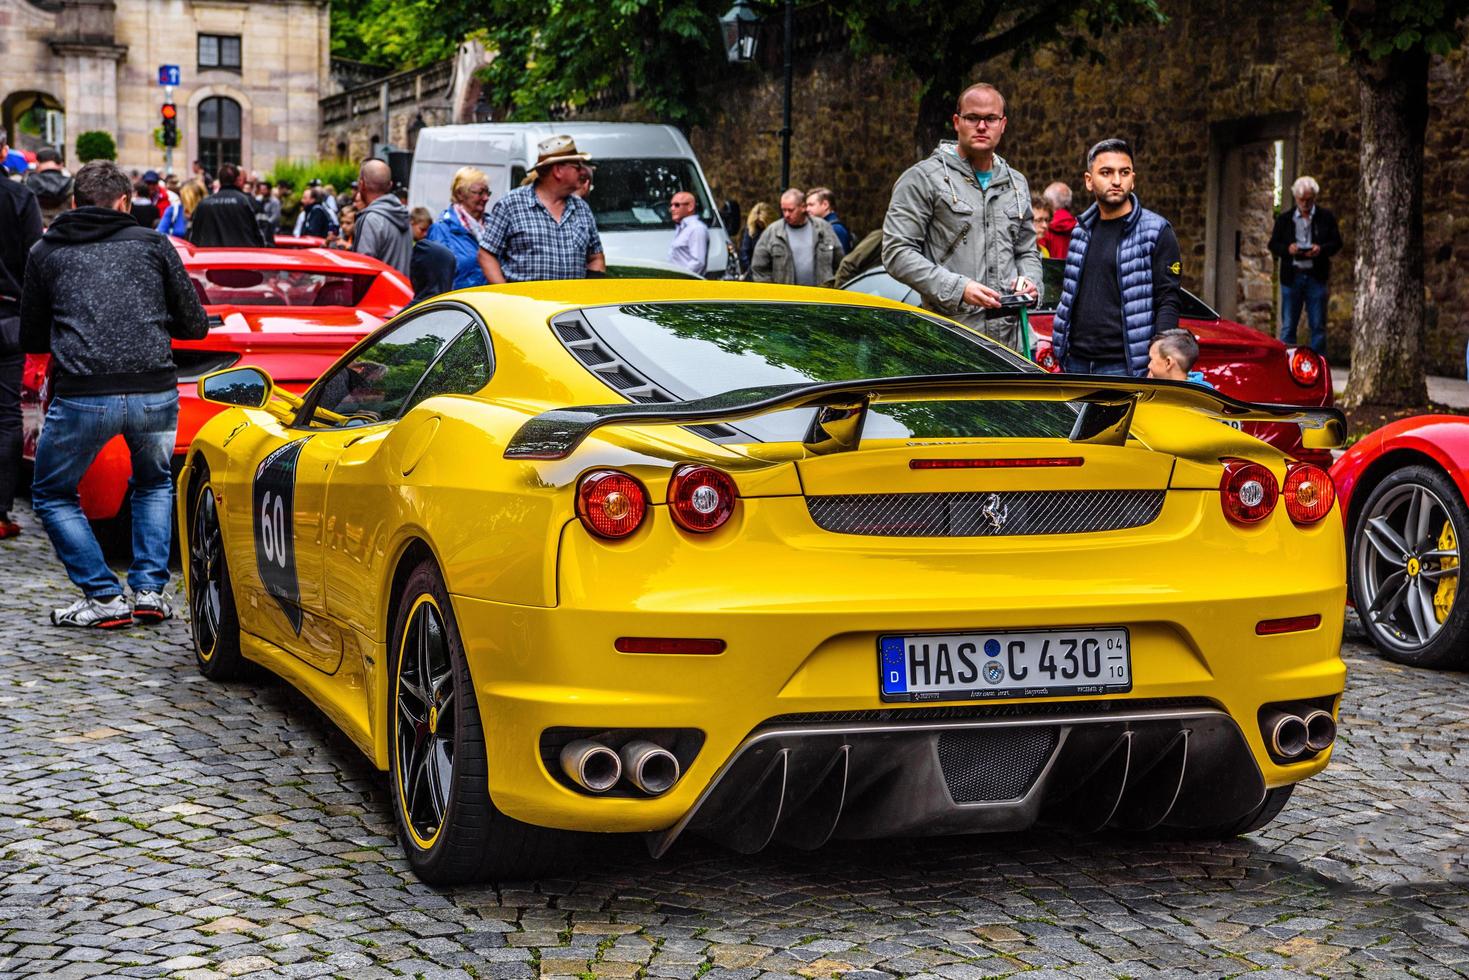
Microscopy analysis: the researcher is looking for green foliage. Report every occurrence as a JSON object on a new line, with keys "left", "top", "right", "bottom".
{"left": 331, "top": 0, "right": 458, "bottom": 69}
{"left": 266, "top": 158, "right": 361, "bottom": 193}
{"left": 431, "top": 0, "right": 729, "bottom": 130}
{"left": 75, "top": 130, "right": 116, "bottom": 162}
{"left": 1322, "top": 0, "right": 1463, "bottom": 63}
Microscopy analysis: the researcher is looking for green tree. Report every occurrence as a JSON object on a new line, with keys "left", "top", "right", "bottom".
{"left": 431, "top": 0, "right": 729, "bottom": 130}
{"left": 332, "top": 0, "right": 458, "bottom": 69}
{"left": 75, "top": 130, "right": 117, "bottom": 162}
{"left": 1329, "top": 1, "right": 1463, "bottom": 409}
{"left": 833, "top": 0, "right": 1166, "bottom": 156}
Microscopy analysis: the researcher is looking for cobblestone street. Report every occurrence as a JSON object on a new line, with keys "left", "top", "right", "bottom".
{"left": 0, "top": 501, "right": 1466, "bottom": 980}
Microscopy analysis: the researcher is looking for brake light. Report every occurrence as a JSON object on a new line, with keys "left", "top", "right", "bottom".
{"left": 577, "top": 470, "right": 648, "bottom": 539}
{"left": 1220, "top": 458, "right": 1279, "bottom": 525}
{"left": 1282, "top": 462, "right": 1335, "bottom": 525}
{"left": 667, "top": 464, "right": 737, "bottom": 533}
{"left": 1288, "top": 348, "right": 1322, "bottom": 387}
{"left": 910, "top": 457, "right": 1083, "bottom": 470}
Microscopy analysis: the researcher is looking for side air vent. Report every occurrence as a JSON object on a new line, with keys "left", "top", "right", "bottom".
{"left": 551, "top": 313, "right": 737, "bottom": 441}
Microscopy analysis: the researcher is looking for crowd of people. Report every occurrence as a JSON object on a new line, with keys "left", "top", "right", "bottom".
{"left": 0, "top": 94, "right": 1345, "bottom": 625}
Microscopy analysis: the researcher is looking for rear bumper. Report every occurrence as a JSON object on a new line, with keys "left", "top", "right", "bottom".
{"left": 455, "top": 491, "right": 1346, "bottom": 838}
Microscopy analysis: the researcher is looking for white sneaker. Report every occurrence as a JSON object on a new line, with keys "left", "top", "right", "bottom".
{"left": 131, "top": 590, "right": 173, "bottom": 624}
{"left": 52, "top": 595, "right": 133, "bottom": 629}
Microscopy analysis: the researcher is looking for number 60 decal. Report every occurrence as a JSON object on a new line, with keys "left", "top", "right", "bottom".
{"left": 253, "top": 438, "right": 309, "bottom": 634}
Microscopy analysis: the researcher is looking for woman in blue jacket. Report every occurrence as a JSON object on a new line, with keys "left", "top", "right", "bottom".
{"left": 426, "top": 167, "right": 490, "bottom": 289}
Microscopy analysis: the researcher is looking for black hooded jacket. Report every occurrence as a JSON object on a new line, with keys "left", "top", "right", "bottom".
{"left": 188, "top": 186, "right": 265, "bottom": 247}
{"left": 1, "top": 178, "right": 42, "bottom": 321}
{"left": 20, "top": 207, "right": 209, "bottom": 396}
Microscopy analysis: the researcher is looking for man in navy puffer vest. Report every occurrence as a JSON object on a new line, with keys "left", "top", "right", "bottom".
{"left": 1051, "top": 139, "right": 1181, "bottom": 376}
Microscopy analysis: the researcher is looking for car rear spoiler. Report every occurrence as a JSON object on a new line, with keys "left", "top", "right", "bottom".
{"left": 502, "top": 372, "right": 1347, "bottom": 461}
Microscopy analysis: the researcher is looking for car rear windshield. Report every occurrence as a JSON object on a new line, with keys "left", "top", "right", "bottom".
{"left": 190, "top": 268, "right": 374, "bottom": 307}
{"left": 571, "top": 302, "right": 1077, "bottom": 441}
{"left": 581, "top": 159, "right": 715, "bottom": 232}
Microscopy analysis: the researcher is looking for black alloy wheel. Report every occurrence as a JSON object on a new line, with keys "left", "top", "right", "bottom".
{"left": 394, "top": 595, "right": 456, "bottom": 849}
{"left": 189, "top": 478, "right": 245, "bottom": 680}
{"left": 387, "top": 558, "right": 579, "bottom": 884}
{"left": 1351, "top": 465, "right": 1469, "bottom": 669}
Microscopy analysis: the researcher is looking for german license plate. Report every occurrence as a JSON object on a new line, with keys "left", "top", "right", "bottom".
{"left": 878, "top": 628, "right": 1132, "bottom": 702}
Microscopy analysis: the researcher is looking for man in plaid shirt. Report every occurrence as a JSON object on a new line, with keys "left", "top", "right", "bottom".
{"left": 478, "top": 136, "right": 606, "bottom": 283}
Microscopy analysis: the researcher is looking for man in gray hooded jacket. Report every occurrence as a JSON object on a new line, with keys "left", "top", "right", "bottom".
{"left": 353, "top": 159, "right": 412, "bottom": 277}
{"left": 882, "top": 82, "right": 1041, "bottom": 351}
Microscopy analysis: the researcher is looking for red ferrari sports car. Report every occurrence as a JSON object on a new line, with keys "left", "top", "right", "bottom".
{"left": 22, "top": 241, "right": 412, "bottom": 521}
{"left": 1330, "top": 415, "right": 1469, "bottom": 669}
{"left": 843, "top": 258, "right": 1334, "bottom": 465}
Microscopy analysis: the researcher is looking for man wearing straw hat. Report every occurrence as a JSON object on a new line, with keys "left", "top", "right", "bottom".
{"left": 477, "top": 135, "right": 605, "bottom": 282}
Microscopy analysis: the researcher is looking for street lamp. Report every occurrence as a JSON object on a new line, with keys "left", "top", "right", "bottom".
{"left": 718, "top": 0, "right": 761, "bottom": 62}
{"left": 718, "top": 0, "right": 794, "bottom": 192}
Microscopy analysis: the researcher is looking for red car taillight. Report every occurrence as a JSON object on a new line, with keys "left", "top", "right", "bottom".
{"left": 577, "top": 470, "right": 648, "bottom": 539}
{"left": 1282, "top": 462, "right": 1335, "bottom": 525}
{"left": 1220, "top": 458, "right": 1279, "bottom": 526}
{"left": 1288, "top": 348, "right": 1322, "bottom": 387}
{"left": 667, "top": 464, "right": 738, "bottom": 533}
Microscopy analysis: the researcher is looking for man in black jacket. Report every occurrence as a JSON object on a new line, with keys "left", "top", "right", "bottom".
{"left": 0, "top": 163, "right": 43, "bottom": 539}
{"left": 1268, "top": 176, "right": 1342, "bottom": 355}
{"left": 187, "top": 163, "right": 264, "bottom": 247}
{"left": 21, "top": 160, "right": 209, "bottom": 628}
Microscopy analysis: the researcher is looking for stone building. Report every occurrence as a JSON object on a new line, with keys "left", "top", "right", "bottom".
{"left": 589, "top": 0, "right": 1466, "bottom": 370}
{"left": 0, "top": 0, "right": 330, "bottom": 176}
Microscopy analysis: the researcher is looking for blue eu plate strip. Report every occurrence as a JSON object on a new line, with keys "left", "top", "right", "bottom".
{"left": 880, "top": 636, "right": 907, "bottom": 694}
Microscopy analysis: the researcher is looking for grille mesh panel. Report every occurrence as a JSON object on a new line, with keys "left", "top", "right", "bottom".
{"left": 937, "top": 727, "right": 1059, "bottom": 802}
{"left": 806, "top": 489, "right": 1165, "bottom": 537}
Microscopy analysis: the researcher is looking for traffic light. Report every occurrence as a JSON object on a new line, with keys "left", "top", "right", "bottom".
{"left": 160, "top": 101, "right": 178, "bottom": 148}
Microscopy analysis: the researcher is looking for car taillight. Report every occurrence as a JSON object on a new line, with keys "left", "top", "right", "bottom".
{"left": 1282, "top": 462, "right": 1335, "bottom": 525}
{"left": 1288, "top": 348, "right": 1322, "bottom": 387}
{"left": 1220, "top": 458, "right": 1279, "bottom": 526}
{"left": 577, "top": 470, "right": 648, "bottom": 539}
{"left": 667, "top": 464, "right": 737, "bottom": 533}
{"left": 1034, "top": 343, "right": 1061, "bottom": 373}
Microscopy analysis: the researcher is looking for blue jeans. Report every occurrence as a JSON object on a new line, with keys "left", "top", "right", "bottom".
{"left": 1062, "top": 354, "right": 1131, "bottom": 376}
{"left": 31, "top": 390, "right": 179, "bottom": 598}
{"left": 1280, "top": 275, "right": 1328, "bottom": 354}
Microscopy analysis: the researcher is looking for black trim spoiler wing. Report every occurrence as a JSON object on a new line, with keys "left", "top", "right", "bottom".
{"left": 502, "top": 372, "right": 1347, "bottom": 461}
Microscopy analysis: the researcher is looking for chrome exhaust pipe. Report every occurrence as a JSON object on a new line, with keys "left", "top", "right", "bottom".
{"left": 619, "top": 739, "right": 680, "bottom": 795}
{"left": 1302, "top": 709, "right": 1337, "bottom": 753}
{"left": 1261, "top": 709, "right": 1309, "bottom": 759}
{"left": 560, "top": 739, "right": 622, "bottom": 793}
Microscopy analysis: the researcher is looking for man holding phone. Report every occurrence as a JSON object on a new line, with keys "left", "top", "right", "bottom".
{"left": 882, "top": 82, "right": 1042, "bottom": 352}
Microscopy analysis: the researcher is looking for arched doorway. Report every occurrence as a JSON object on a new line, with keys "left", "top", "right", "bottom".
{"left": 197, "top": 96, "right": 241, "bottom": 174}
{"left": 2, "top": 91, "right": 65, "bottom": 154}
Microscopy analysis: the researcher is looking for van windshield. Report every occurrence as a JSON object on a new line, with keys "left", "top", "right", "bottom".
{"left": 583, "top": 159, "right": 715, "bottom": 232}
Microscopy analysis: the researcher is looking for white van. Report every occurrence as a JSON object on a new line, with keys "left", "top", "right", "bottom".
{"left": 408, "top": 122, "right": 729, "bottom": 277}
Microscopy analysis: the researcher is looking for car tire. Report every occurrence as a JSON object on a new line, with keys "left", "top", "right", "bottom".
{"left": 389, "top": 558, "right": 576, "bottom": 884}
{"left": 1350, "top": 464, "right": 1469, "bottom": 670}
{"left": 188, "top": 477, "right": 246, "bottom": 681}
{"left": 1164, "top": 785, "right": 1295, "bottom": 840}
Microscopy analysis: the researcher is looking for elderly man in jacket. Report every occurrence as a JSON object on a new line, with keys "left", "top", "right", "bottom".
{"left": 882, "top": 83, "right": 1041, "bottom": 351}
{"left": 750, "top": 188, "right": 842, "bottom": 286}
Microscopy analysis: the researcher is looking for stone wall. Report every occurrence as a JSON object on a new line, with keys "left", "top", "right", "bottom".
{"left": 587, "top": 0, "right": 1467, "bottom": 372}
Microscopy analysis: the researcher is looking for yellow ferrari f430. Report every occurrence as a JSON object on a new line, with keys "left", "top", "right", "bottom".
{"left": 178, "top": 281, "right": 1348, "bottom": 884}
